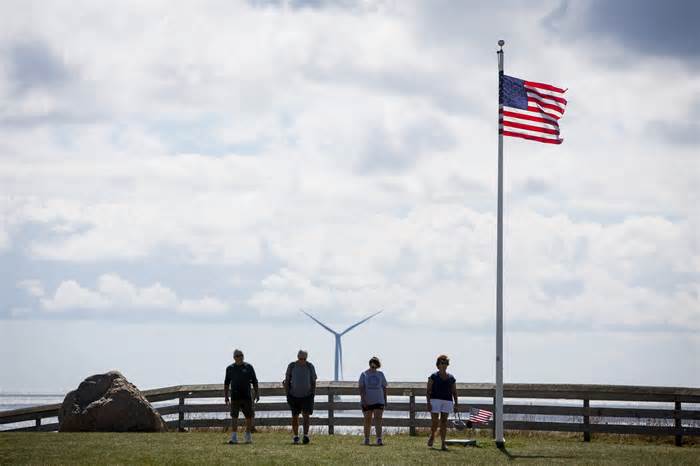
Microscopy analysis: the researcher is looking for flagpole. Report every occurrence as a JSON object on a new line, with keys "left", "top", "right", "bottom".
{"left": 495, "top": 39, "right": 506, "bottom": 449}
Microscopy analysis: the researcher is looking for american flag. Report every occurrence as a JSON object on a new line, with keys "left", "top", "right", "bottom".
{"left": 499, "top": 74, "right": 567, "bottom": 144}
{"left": 468, "top": 407, "right": 493, "bottom": 424}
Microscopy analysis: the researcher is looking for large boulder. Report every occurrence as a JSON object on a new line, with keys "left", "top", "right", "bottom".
{"left": 59, "top": 371, "right": 167, "bottom": 432}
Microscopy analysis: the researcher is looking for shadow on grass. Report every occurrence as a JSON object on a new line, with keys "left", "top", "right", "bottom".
{"left": 497, "top": 445, "right": 576, "bottom": 461}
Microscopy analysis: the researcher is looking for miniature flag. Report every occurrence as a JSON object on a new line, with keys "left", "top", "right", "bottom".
{"left": 499, "top": 74, "right": 567, "bottom": 144}
{"left": 468, "top": 407, "right": 494, "bottom": 424}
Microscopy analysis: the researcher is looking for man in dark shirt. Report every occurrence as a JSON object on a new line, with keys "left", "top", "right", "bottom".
{"left": 224, "top": 349, "right": 259, "bottom": 444}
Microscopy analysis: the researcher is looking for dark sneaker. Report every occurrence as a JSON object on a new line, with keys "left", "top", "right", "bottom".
{"left": 441, "top": 444, "right": 449, "bottom": 451}
{"left": 376, "top": 438, "right": 384, "bottom": 446}
{"left": 293, "top": 436, "right": 300, "bottom": 444}
{"left": 302, "top": 435, "right": 310, "bottom": 444}
{"left": 363, "top": 438, "right": 370, "bottom": 446}
{"left": 427, "top": 435, "right": 434, "bottom": 447}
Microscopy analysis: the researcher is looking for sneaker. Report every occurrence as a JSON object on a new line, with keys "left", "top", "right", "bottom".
{"left": 302, "top": 435, "right": 310, "bottom": 445}
{"left": 376, "top": 438, "right": 383, "bottom": 446}
{"left": 427, "top": 435, "right": 434, "bottom": 447}
{"left": 363, "top": 437, "right": 370, "bottom": 446}
{"left": 228, "top": 434, "right": 238, "bottom": 444}
{"left": 244, "top": 432, "right": 252, "bottom": 444}
{"left": 293, "top": 436, "right": 300, "bottom": 445}
{"left": 440, "top": 444, "right": 449, "bottom": 451}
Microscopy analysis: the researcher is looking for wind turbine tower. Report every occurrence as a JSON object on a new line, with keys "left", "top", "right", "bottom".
{"left": 301, "top": 310, "right": 382, "bottom": 381}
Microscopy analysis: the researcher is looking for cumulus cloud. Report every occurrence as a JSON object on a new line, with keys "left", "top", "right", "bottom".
{"left": 39, "top": 274, "right": 228, "bottom": 314}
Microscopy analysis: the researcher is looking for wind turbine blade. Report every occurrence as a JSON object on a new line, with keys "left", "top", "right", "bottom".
{"left": 301, "top": 310, "right": 339, "bottom": 335}
{"left": 340, "top": 310, "right": 383, "bottom": 336}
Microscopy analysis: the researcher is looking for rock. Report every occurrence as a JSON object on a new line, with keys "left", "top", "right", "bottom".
{"left": 59, "top": 371, "right": 167, "bottom": 432}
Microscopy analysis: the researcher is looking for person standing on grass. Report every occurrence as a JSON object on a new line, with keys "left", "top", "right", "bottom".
{"left": 426, "top": 354, "right": 458, "bottom": 451}
{"left": 359, "top": 356, "right": 388, "bottom": 446}
{"left": 284, "top": 350, "right": 317, "bottom": 444}
{"left": 224, "top": 349, "right": 259, "bottom": 444}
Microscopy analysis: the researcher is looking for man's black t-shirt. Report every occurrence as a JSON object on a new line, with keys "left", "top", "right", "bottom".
{"left": 224, "top": 362, "right": 258, "bottom": 400}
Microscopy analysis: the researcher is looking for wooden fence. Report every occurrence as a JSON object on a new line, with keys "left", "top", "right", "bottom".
{"left": 2, "top": 382, "right": 699, "bottom": 446}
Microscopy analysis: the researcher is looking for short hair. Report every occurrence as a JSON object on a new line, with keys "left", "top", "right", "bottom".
{"left": 369, "top": 356, "right": 381, "bottom": 368}
{"left": 436, "top": 354, "right": 450, "bottom": 367}
{"left": 297, "top": 349, "right": 308, "bottom": 359}
{"left": 233, "top": 349, "right": 244, "bottom": 357}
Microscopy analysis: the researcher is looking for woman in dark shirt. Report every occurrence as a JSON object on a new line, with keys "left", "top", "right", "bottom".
{"left": 426, "top": 354, "right": 458, "bottom": 450}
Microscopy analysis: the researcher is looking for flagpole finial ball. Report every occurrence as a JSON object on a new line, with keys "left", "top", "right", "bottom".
{"left": 498, "top": 40, "right": 505, "bottom": 47}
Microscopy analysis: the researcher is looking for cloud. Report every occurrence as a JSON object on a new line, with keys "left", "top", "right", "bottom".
{"left": 17, "top": 279, "right": 44, "bottom": 297}
{"left": 38, "top": 274, "right": 228, "bottom": 314}
{"left": 6, "top": 41, "right": 70, "bottom": 94}
{"left": 0, "top": 1, "right": 697, "bottom": 335}
{"left": 41, "top": 280, "right": 110, "bottom": 311}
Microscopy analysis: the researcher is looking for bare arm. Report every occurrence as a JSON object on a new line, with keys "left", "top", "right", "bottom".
{"left": 224, "top": 369, "right": 230, "bottom": 405}
{"left": 426, "top": 378, "right": 433, "bottom": 411}
{"left": 451, "top": 381, "right": 458, "bottom": 406}
{"left": 358, "top": 372, "right": 366, "bottom": 405}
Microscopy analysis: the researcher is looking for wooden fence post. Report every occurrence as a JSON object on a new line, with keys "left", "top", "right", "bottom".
{"left": 583, "top": 399, "right": 591, "bottom": 442}
{"left": 178, "top": 395, "right": 185, "bottom": 432}
{"left": 675, "top": 401, "right": 682, "bottom": 447}
{"left": 409, "top": 393, "right": 416, "bottom": 436}
{"left": 328, "top": 391, "right": 335, "bottom": 435}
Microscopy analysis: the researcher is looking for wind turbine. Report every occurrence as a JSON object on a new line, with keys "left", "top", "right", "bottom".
{"left": 301, "top": 310, "right": 382, "bottom": 381}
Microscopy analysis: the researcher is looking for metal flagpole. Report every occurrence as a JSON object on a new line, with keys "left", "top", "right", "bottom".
{"left": 495, "top": 39, "right": 506, "bottom": 449}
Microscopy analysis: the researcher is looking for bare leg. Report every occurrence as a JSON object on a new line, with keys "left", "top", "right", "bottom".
{"left": 363, "top": 410, "right": 372, "bottom": 440}
{"left": 302, "top": 413, "right": 310, "bottom": 436}
{"left": 429, "top": 412, "right": 438, "bottom": 446}
{"left": 292, "top": 414, "right": 299, "bottom": 437}
{"left": 439, "top": 412, "right": 448, "bottom": 448}
{"left": 232, "top": 415, "right": 239, "bottom": 434}
{"left": 245, "top": 416, "right": 252, "bottom": 433}
{"left": 374, "top": 409, "right": 383, "bottom": 439}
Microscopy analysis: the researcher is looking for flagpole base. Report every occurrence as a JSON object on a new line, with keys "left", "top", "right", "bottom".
{"left": 496, "top": 440, "right": 506, "bottom": 449}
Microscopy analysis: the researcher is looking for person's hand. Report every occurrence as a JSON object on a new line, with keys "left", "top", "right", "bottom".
{"left": 254, "top": 393, "right": 260, "bottom": 403}
{"left": 225, "top": 397, "right": 230, "bottom": 406}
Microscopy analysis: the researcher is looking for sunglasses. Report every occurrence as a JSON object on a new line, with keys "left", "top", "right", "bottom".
{"left": 438, "top": 361, "right": 449, "bottom": 365}
{"left": 234, "top": 354, "right": 243, "bottom": 358}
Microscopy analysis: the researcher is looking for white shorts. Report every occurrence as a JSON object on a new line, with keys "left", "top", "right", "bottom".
{"left": 430, "top": 399, "right": 454, "bottom": 414}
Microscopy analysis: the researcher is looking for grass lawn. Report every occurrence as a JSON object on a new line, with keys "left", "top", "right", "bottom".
{"left": 1, "top": 430, "right": 698, "bottom": 465}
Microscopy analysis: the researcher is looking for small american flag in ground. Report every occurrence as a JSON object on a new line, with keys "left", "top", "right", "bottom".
{"left": 499, "top": 74, "right": 567, "bottom": 144}
{"left": 468, "top": 407, "right": 493, "bottom": 424}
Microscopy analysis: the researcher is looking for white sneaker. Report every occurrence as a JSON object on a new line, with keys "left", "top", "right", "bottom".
{"left": 244, "top": 432, "right": 252, "bottom": 444}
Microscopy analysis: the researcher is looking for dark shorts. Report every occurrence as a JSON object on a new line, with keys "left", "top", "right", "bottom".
{"left": 362, "top": 403, "right": 385, "bottom": 413}
{"left": 230, "top": 399, "right": 254, "bottom": 418}
{"left": 287, "top": 394, "right": 314, "bottom": 416}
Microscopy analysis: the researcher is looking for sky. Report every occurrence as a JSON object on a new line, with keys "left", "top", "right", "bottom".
{"left": 0, "top": 0, "right": 698, "bottom": 393}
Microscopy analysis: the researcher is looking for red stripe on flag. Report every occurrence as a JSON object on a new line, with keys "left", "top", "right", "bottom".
{"left": 526, "top": 87, "right": 567, "bottom": 105}
{"left": 527, "top": 98, "right": 564, "bottom": 117}
{"left": 524, "top": 80, "right": 566, "bottom": 94}
{"left": 501, "top": 110, "right": 559, "bottom": 127}
{"left": 500, "top": 129, "right": 563, "bottom": 144}
{"left": 524, "top": 106, "right": 560, "bottom": 122}
{"left": 501, "top": 120, "right": 560, "bottom": 136}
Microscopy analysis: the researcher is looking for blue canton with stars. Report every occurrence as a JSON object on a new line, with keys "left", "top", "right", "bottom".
{"left": 500, "top": 74, "right": 528, "bottom": 110}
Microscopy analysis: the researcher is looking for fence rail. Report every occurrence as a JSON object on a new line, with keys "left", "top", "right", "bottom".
{"left": 2, "top": 382, "right": 699, "bottom": 446}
